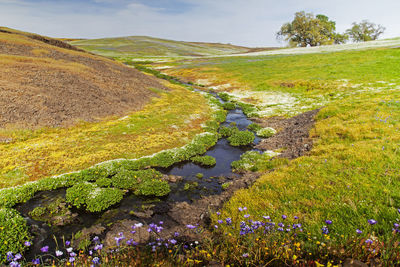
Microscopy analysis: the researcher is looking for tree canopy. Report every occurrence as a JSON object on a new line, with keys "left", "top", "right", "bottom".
{"left": 277, "top": 11, "right": 347, "bottom": 47}
{"left": 346, "top": 20, "right": 385, "bottom": 42}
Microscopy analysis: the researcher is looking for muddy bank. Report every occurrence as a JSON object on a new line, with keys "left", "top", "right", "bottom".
{"left": 253, "top": 109, "right": 320, "bottom": 159}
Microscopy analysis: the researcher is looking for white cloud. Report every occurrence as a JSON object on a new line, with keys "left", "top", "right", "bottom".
{"left": 0, "top": 0, "right": 399, "bottom": 46}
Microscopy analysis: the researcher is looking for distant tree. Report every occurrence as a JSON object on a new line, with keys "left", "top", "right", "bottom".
{"left": 277, "top": 11, "right": 348, "bottom": 47}
{"left": 346, "top": 20, "right": 385, "bottom": 42}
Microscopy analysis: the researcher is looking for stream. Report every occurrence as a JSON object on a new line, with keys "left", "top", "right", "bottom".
{"left": 17, "top": 91, "right": 263, "bottom": 260}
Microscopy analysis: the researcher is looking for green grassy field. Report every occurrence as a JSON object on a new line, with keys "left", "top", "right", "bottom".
{"left": 155, "top": 46, "right": 400, "bottom": 264}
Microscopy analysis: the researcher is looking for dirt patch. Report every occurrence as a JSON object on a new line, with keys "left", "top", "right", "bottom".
{"left": 0, "top": 30, "right": 168, "bottom": 129}
{"left": 253, "top": 109, "right": 320, "bottom": 159}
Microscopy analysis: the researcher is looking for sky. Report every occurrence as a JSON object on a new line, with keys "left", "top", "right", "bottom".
{"left": 0, "top": 0, "right": 400, "bottom": 47}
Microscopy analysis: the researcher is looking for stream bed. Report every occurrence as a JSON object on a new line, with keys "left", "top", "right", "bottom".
{"left": 17, "top": 92, "right": 264, "bottom": 260}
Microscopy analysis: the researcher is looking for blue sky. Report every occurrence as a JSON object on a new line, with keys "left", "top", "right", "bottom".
{"left": 1, "top": 0, "right": 399, "bottom": 46}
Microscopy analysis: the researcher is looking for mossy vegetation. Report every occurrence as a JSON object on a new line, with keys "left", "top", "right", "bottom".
{"left": 231, "top": 151, "right": 284, "bottom": 172}
{"left": 256, "top": 127, "right": 277, "bottom": 138}
{"left": 191, "top": 155, "right": 216, "bottom": 166}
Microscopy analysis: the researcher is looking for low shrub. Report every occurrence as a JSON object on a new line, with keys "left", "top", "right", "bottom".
{"left": 256, "top": 127, "right": 277, "bottom": 138}
{"left": 134, "top": 179, "right": 170, "bottom": 197}
{"left": 191, "top": 155, "right": 216, "bottom": 166}
{"left": 0, "top": 208, "right": 31, "bottom": 263}
{"left": 227, "top": 130, "right": 255, "bottom": 146}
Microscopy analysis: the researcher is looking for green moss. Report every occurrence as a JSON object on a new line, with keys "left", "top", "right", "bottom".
{"left": 221, "top": 182, "right": 232, "bottom": 190}
{"left": 227, "top": 130, "right": 255, "bottom": 146}
{"left": 219, "top": 126, "right": 238, "bottom": 137}
{"left": 196, "top": 173, "right": 204, "bottom": 179}
{"left": 85, "top": 188, "right": 124, "bottom": 212}
{"left": 247, "top": 123, "right": 262, "bottom": 132}
{"left": 65, "top": 182, "right": 97, "bottom": 209}
{"left": 134, "top": 179, "right": 170, "bottom": 197}
{"left": 111, "top": 169, "right": 140, "bottom": 190}
{"left": 0, "top": 208, "right": 31, "bottom": 263}
{"left": 256, "top": 127, "right": 277, "bottom": 138}
{"left": 95, "top": 177, "right": 112, "bottom": 187}
{"left": 222, "top": 102, "right": 236, "bottom": 110}
{"left": 191, "top": 155, "right": 216, "bottom": 166}
{"left": 184, "top": 182, "right": 199, "bottom": 191}
{"left": 231, "top": 151, "right": 283, "bottom": 172}
{"left": 218, "top": 92, "right": 231, "bottom": 101}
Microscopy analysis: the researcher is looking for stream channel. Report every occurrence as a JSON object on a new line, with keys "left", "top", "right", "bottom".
{"left": 17, "top": 90, "right": 263, "bottom": 260}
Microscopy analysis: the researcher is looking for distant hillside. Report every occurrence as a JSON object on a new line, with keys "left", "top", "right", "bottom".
{"left": 0, "top": 27, "right": 166, "bottom": 129}
{"left": 69, "top": 36, "right": 271, "bottom": 59}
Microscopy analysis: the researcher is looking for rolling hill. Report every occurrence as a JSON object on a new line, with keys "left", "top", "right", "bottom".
{"left": 69, "top": 36, "right": 271, "bottom": 59}
{"left": 0, "top": 27, "right": 167, "bottom": 129}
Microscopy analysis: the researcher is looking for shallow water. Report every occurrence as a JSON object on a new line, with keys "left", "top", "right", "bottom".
{"left": 17, "top": 92, "right": 262, "bottom": 260}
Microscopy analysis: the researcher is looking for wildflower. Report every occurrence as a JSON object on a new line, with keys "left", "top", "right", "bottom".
{"left": 365, "top": 239, "right": 373, "bottom": 245}
{"left": 226, "top": 218, "right": 232, "bottom": 224}
{"left": 277, "top": 227, "right": 284, "bottom": 231}
{"left": 69, "top": 257, "right": 75, "bottom": 263}
{"left": 65, "top": 240, "right": 71, "bottom": 246}
{"left": 356, "top": 229, "right": 362, "bottom": 234}
{"left": 41, "top": 246, "right": 49, "bottom": 253}
{"left": 216, "top": 212, "right": 221, "bottom": 215}
{"left": 24, "top": 241, "right": 31, "bottom": 247}
{"left": 368, "top": 219, "right": 377, "bottom": 225}
{"left": 55, "top": 250, "right": 63, "bottom": 257}
{"left": 398, "top": 208, "right": 400, "bottom": 214}
{"left": 321, "top": 226, "right": 329, "bottom": 235}
{"left": 92, "top": 257, "right": 100, "bottom": 265}
{"left": 214, "top": 225, "right": 218, "bottom": 229}
{"left": 174, "top": 232, "right": 180, "bottom": 237}
{"left": 244, "top": 214, "right": 250, "bottom": 218}
{"left": 159, "top": 221, "right": 164, "bottom": 225}
{"left": 66, "top": 247, "right": 73, "bottom": 253}
{"left": 169, "top": 239, "right": 177, "bottom": 245}
{"left": 70, "top": 252, "right": 77, "bottom": 257}
{"left": 263, "top": 215, "right": 270, "bottom": 220}
{"left": 282, "top": 215, "right": 287, "bottom": 220}
{"left": 394, "top": 223, "right": 399, "bottom": 228}
{"left": 186, "top": 224, "right": 196, "bottom": 229}
{"left": 218, "top": 219, "right": 223, "bottom": 224}
{"left": 242, "top": 253, "right": 249, "bottom": 258}
{"left": 278, "top": 222, "right": 284, "bottom": 227}
{"left": 14, "top": 254, "right": 22, "bottom": 261}
{"left": 32, "top": 259, "right": 40, "bottom": 265}
{"left": 6, "top": 252, "right": 13, "bottom": 262}
{"left": 325, "top": 220, "right": 332, "bottom": 225}
{"left": 94, "top": 244, "right": 103, "bottom": 250}
{"left": 92, "top": 236, "right": 99, "bottom": 243}
{"left": 9, "top": 261, "right": 20, "bottom": 267}
{"left": 294, "top": 216, "right": 299, "bottom": 220}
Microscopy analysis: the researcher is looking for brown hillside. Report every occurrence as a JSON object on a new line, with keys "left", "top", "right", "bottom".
{"left": 0, "top": 27, "right": 167, "bottom": 129}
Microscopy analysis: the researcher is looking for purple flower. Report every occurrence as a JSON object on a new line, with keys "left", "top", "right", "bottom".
{"left": 216, "top": 212, "right": 221, "bottom": 215}
{"left": 226, "top": 218, "right": 232, "bottom": 224}
{"left": 14, "top": 253, "right": 22, "bottom": 261}
{"left": 24, "top": 241, "right": 31, "bottom": 247}
{"left": 40, "top": 246, "right": 49, "bottom": 253}
{"left": 218, "top": 219, "right": 223, "bottom": 224}
{"left": 394, "top": 223, "right": 399, "bottom": 228}
{"left": 70, "top": 252, "right": 77, "bottom": 257}
{"left": 282, "top": 215, "right": 287, "bottom": 220}
{"left": 92, "top": 236, "right": 99, "bottom": 243}
{"left": 92, "top": 257, "right": 100, "bottom": 265}
{"left": 244, "top": 214, "right": 250, "bottom": 218}
{"left": 55, "top": 250, "right": 63, "bottom": 257}
{"left": 6, "top": 252, "right": 13, "bottom": 262}
{"left": 365, "top": 239, "right": 373, "bottom": 245}
{"left": 356, "top": 229, "right": 363, "bottom": 234}
{"left": 242, "top": 253, "right": 249, "bottom": 258}
{"left": 278, "top": 222, "right": 284, "bottom": 227}
{"left": 9, "top": 261, "right": 20, "bottom": 267}
{"left": 66, "top": 247, "right": 73, "bottom": 253}
{"left": 277, "top": 227, "right": 284, "bottom": 231}
{"left": 32, "top": 259, "right": 40, "bottom": 265}
{"left": 169, "top": 239, "right": 177, "bottom": 245}
{"left": 69, "top": 257, "right": 75, "bottom": 263}
{"left": 263, "top": 215, "right": 270, "bottom": 220}
{"left": 174, "top": 232, "right": 180, "bottom": 237}
{"left": 398, "top": 208, "right": 400, "bottom": 214}
{"left": 186, "top": 224, "right": 196, "bottom": 229}
{"left": 214, "top": 225, "right": 218, "bottom": 229}
{"left": 321, "top": 226, "right": 329, "bottom": 235}
{"left": 368, "top": 219, "right": 377, "bottom": 225}
{"left": 65, "top": 240, "right": 71, "bottom": 246}
{"left": 325, "top": 220, "right": 332, "bottom": 225}
{"left": 94, "top": 244, "right": 103, "bottom": 250}
{"left": 294, "top": 216, "right": 299, "bottom": 220}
